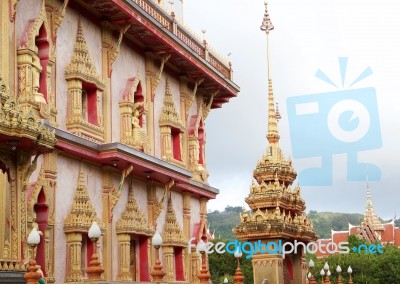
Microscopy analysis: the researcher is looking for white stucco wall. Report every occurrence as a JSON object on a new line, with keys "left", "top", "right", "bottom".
{"left": 16, "top": 0, "right": 42, "bottom": 42}
{"left": 190, "top": 197, "right": 201, "bottom": 238}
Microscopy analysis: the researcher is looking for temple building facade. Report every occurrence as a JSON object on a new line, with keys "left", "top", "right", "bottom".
{"left": 232, "top": 3, "right": 317, "bottom": 284}
{"left": 0, "top": 0, "right": 239, "bottom": 283}
{"left": 316, "top": 185, "right": 400, "bottom": 258}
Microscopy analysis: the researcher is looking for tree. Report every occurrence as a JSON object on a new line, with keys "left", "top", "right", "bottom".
{"left": 208, "top": 239, "right": 253, "bottom": 284}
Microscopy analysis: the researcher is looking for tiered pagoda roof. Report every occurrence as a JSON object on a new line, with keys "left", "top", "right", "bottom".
{"left": 233, "top": 3, "right": 317, "bottom": 243}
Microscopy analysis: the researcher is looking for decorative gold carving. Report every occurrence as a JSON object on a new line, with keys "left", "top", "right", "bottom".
{"left": 119, "top": 76, "right": 149, "bottom": 152}
{"left": 108, "top": 165, "right": 134, "bottom": 221}
{"left": 188, "top": 138, "right": 207, "bottom": 182}
{"left": 202, "top": 91, "right": 217, "bottom": 121}
{"left": 151, "top": 54, "right": 171, "bottom": 96}
{"left": 65, "top": 22, "right": 104, "bottom": 89}
{"left": 159, "top": 80, "right": 184, "bottom": 130}
{"left": 116, "top": 185, "right": 154, "bottom": 281}
{"left": 116, "top": 182, "right": 154, "bottom": 235}
{"left": 182, "top": 78, "right": 203, "bottom": 117}
{"left": 20, "top": 154, "right": 40, "bottom": 192}
{"left": 65, "top": 21, "right": 105, "bottom": 143}
{"left": 162, "top": 197, "right": 187, "bottom": 247}
{"left": 0, "top": 91, "right": 56, "bottom": 150}
{"left": 63, "top": 168, "right": 102, "bottom": 233}
{"left": 116, "top": 233, "right": 132, "bottom": 281}
{"left": 159, "top": 80, "right": 185, "bottom": 166}
{"left": 102, "top": 22, "right": 130, "bottom": 77}
{"left": 44, "top": 0, "right": 69, "bottom": 43}
{"left": 63, "top": 168, "right": 103, "bottom": 282}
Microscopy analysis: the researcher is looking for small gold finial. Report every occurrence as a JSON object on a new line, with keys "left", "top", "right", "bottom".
{"left": 260, "top": 1, "right": 274, "bottom": 33}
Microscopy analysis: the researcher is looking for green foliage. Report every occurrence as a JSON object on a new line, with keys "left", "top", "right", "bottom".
{"left": 207, "top": 206, "right": 242, "bottom": 239}
{"left": 208, "top": 238, "right": 253, "bottom": 284}
{"left": 307, "top": 211, "right": 364, "bottom": 239}
{"left": 208, "top": 208, "right": 368, "bottom": 240}
{"left": 307, "top": 244, "right": 400, "bottom": 283}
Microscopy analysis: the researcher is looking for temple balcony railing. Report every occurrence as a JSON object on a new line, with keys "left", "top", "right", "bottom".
{"left": 131, "top": 0, "right": 232, "bottom": 80}
{"left": 0, "top": 259, "right": 26, "bottom": 272}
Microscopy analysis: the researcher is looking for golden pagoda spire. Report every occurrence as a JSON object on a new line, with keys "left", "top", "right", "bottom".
{"left": 260, "top": 1, "right": 279, "bottom": 144}
{"left": 361, "top": 180, "right": 383, "bottom": 231}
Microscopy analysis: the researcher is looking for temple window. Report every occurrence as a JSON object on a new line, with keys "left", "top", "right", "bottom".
{"left": 63, "top": 169, "right": 102, "bottom": 282}
{"left": 65, "top": 22, "right": 105, "bottom": 143}
{"left": 116, "top": 188, "right": 153, "bottom": 282}
{"left": 81, "top": 82, "right": 99, "bottom": 126}
{"left": 17, "top": 3, "right": 56, "bottom": 121}
{"left": 159, "top": 80, "right": 185, "bottom": 166}
{"left": 35, "top": 25, "right": 50, "bottom": 103}
{"left": 188, "top": 116, "right": 208, "bottom": 182}
{"left": 174, "top": 247, "right": 185, "bottom": 281}
{"left": 161, "top": 197, "right": 187, "bottom": 282}
{"left": 172, "top": 127, "right": 182, "bottom": 161}
{"left": 34, "top": 188, "right": 48, "bottom": 276}
{"left": 119, "top": 77, "right": 148, "bottom": 152}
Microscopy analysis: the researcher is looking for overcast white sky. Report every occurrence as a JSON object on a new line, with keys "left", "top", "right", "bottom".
{"left": 171, "top": 0, "right": 400, "bottom": 219}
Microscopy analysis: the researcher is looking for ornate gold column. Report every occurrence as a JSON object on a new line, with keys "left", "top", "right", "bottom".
{"left": 42, "top": 152, "right": 58, "bottom": 283}
{"left": 66, "top": 79, "right": 83, "bottom": 121}
{"left": 190, "top": 249, "right": 201, "bottom": 283}
{"left": 160, "top": 126, "right": 172, "bottom": 159}
{"left": 162, "top": 246, "right": 174, "bottom": 282}
{"left": 117, "top": 233, "right": 131, "bottom": 281}
{"left": 65, "top": 232, "right": 83, "bottom": 282}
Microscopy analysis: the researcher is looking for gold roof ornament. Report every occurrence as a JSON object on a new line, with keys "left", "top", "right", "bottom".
{"left": 162, "top": 197, "right": 187, "bottom": 247}
{"left": 159, "top": 79, "right": 184, "bottom": 131}
{"left": 63, "top": 168, "right": 102, "bottom": 233}
{"left": 64, "top": 20, "right": 105, "bottom": 90}
{"left": 233, "top": 2, "right": 317, "bottom": 243}
{"left": 116, "top": 185, "right": 155, "bottom": 236}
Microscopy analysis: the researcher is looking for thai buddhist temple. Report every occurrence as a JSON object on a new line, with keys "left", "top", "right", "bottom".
{"left": 316, "top": 184, "right": 400, "bottom": 258}
{"left": 0, "top": 0, "right": 239, "bottom": 283}
{"left": 232, "top": 3, "right": 317, "bottom": 284}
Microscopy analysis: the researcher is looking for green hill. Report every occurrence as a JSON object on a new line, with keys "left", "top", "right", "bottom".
{"left": 207, "top": 207, "right": 373, "bottom": 239}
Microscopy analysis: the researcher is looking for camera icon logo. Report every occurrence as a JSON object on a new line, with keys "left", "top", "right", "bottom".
{"left": 286, "top": 57, "right": 382, "bottom": 186}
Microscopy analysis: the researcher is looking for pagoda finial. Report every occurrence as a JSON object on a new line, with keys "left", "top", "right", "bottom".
{"left": 260, "top": 1, "right": 279, "bottom": 143}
